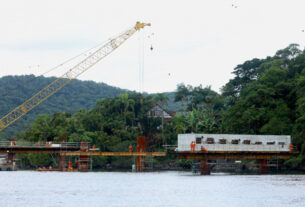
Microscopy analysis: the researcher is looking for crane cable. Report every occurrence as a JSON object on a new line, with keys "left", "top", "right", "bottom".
{"left": 138, "top": 29, "right": 145, "bottom": 105}
{"left": 138, "top": 27, "right": 154, "bottom": 104}
{"left": 138, "top": 30, "right": 144, "bottom": 94}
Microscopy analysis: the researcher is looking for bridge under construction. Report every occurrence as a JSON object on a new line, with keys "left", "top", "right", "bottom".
{"left": 0, "top": 133, "right": 297, "bottom": 174}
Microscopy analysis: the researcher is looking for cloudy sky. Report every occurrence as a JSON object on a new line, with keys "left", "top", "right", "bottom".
{"left": 0, "top": 0, "right": 304, "bottom": 93}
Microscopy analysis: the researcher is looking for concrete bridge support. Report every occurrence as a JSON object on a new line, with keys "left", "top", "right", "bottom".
{"left": 200, "top": 158, "right": 211, "bottom": 175}
{"left": 7, "top": 152, "right": 16, "bottom": 171}
{"left": 7, "top": 153, "right": 15, "bottom": 165}
{"left": 258, "top": 159, "right": 270, "bottom": 174}
{"left": 59, "top": 155, "right": 66, "bottom": 171}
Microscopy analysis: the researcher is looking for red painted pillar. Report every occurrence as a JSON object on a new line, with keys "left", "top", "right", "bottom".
{"left": 136, "top": 136, "right": 146, "bottom": 172}
{"left": 258, "top": 159, "right": 269, "bottom": 174}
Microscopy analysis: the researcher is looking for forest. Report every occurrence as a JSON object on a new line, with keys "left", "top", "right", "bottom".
{"left": 1, "top": 43, "right": 305, "bottom": 169}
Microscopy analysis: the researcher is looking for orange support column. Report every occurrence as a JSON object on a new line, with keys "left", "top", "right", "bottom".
{"left": 136, "top": 136, "right": 146, "bottom": 172}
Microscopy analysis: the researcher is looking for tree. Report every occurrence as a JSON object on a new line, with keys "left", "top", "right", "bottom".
{"left": 172, "top": 114, "right": 188, "bottom": 134}
{"left": 275, "top": 43, "right": 301, "bottom": 61}
{"left": 174, "top": 83, "right": 192, "bottom": 107}
{"left": 154, "top": 93, "right": 169, "bottom": 108}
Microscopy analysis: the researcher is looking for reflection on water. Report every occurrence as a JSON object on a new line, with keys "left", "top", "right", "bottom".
{"left": 0, "top": 171, "right": 304, "bottom": 207}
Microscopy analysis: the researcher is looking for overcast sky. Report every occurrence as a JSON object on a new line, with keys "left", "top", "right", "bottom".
{"left": 0, "top": 0, "right": 304, "bottom": 93}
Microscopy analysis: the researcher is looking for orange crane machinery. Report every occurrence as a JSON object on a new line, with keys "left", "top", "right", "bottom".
{"left": 0, "top": 22, "right": 151, "bottom": 132}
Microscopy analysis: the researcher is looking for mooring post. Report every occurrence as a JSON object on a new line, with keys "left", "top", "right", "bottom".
{"left": 200, "top": 158, "right": 211, "bottom": 175}
{"left": 258, "top": 159, "right": 269, "bottom": 174}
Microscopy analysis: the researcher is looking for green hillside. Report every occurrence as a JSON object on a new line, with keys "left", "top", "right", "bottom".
{"left": 0, "top": 75, "right": 181, "bottom": 139}
{"left": 0, "top": 75, "right": 130, "bottom": 138}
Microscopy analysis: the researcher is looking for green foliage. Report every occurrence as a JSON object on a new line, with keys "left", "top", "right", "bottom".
{"left": 28, "top": 153, "right": 52, "bottom": 168}
{"left": 173, "top": 44, "right": 305, "bottom": 168}
{"left": 15, "top": 93, "right": 166, "bottom": 168}
{"left": 284, "top": 156, "right": 305, "bottom": 168}
{"left": 173, "top": 84, "right": 225, "bottom": 134}
{"left": 178, "top": 159, "right": 192, "bottom": 169}
{"left": 221, "top": 44, "right": 305, "bottom": 167}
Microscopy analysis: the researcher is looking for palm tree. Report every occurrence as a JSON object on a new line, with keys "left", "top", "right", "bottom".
{"left": 118, "top": 93, "right": 135, "bottom": 124}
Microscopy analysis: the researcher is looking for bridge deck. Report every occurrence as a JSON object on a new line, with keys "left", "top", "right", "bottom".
{"left": 0, "top": 146, "right": 166, "bottom": 157}
{"left": 0, "top": 146, "right": 80, "bottom": 154}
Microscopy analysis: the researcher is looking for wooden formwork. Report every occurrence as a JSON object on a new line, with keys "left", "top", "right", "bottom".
{"left": 79, "top": 142, "right": 89, "bottom": 172}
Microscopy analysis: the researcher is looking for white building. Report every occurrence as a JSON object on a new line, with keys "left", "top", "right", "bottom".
{"left": 178, "top": 134, "right": 291, "bottom": 152}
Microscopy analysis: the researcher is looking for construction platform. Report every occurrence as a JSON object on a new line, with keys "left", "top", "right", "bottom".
{"left": 172, "top": 151, "right": 294, "bottom": 160}
{"left": 60, "top": 152, "right": 166, "bottom": 156}
{"left": 172, "top": 150, "right": 296, "bottom": 175}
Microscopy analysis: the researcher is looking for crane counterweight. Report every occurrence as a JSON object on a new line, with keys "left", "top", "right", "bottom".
{"left": 135, "top": 22, "right": 151, "bottom": 30}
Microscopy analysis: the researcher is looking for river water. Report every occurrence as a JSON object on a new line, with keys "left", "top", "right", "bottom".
{"left": 0, "top": 171, "right": 304, "bottom": 207}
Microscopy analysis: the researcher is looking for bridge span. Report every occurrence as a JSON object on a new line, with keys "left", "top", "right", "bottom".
{"left": 173, "top": 133, "right": 296, "bottom": 175}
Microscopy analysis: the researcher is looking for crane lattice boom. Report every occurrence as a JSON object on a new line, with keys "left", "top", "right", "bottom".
{"left": 0, "top": 22, "right": 151, "bottom": 132}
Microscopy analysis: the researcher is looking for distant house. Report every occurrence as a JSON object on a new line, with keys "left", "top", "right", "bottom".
{"left": 147, "top": 104, "right": 172, "bottom": 120}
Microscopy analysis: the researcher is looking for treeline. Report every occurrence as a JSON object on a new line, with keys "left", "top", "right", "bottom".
{"left": 222, "top": 43, "right": 305, "bottom": 167}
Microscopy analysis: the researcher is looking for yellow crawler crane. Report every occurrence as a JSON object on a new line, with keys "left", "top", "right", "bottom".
{"left": 0, "top": 22, "right": 151, "bottom": 132}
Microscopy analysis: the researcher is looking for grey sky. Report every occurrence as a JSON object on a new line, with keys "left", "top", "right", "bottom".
{"left": 0, "top": 0, "right": 304, "bottom": 93}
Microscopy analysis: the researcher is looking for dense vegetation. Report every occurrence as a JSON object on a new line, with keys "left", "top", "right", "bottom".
{"left": 221, "top": 43, "right": 305, "bottom": 167}
{"left": 16, "top": 93, "right": 176, "bottom": 168}
{"left": 3, "top": 43, "right": 305, "bottom": 169}
{"left": 0, "top": 75, "right": 180, "bottom": 139}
